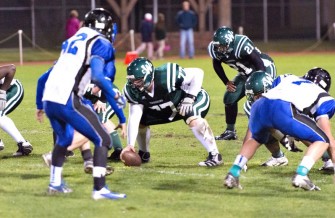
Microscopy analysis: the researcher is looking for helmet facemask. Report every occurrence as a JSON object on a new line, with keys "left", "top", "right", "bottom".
{"left": 126, "top": 58, "right": 154, "bottom": 92}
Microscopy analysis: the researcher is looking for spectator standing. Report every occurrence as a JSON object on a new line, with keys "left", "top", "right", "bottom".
{"left": 175, "top": 1, "right": 197, "bottom": 59}
{"left": 65, "top": 10, "right": 81, "bottom": 39}
{"left": 135, "top": 13, "right": 154, "bottom": 60}
{"left": 154, "top": 13, "right": 166, "bottom": 59}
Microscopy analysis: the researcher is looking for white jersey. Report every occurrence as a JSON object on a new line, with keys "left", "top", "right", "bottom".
{"left": 42, "top": 27, "right": 102, "bottom": 104}
{"left": 263, "top": 74, "right": 334, "bottom": 119}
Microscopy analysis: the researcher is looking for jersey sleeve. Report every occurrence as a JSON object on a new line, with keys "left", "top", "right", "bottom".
{"left": 91, "top": 38, "right": 115, "bottom": 62}
{"left": 315, "top": 98, "right": 335, "bottom": 120}
{"left": 208, "top": 41, "right": 218, "bottom": 60}
{"left": 36, "top": 68, "right": 52, "bottom": 109}
{"left": 235, "top": 36, "right": 255, "bottom": 59}
{"left": 104, "top": 61, "right": 116, "bottom": 82}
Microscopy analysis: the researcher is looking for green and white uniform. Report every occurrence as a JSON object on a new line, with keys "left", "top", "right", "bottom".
{"left": 1, "top": 78, "right": 24, "bottom": 116}
{"left": 124, "top": 63, "right": 210, "bottom": 125}
{"left": 124, "top": 63, "right": 211, "bottom": 147}
{"left": 208, "top": 34, "right": 276, "bottom": 104}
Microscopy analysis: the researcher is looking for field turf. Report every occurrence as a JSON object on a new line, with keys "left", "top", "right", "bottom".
{"left": 0, "top": 52, "right": 334, "bottom": 218}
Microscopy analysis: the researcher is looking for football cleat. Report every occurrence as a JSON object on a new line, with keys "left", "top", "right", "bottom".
{"left": 13, "top": 141, "right": 33, "bottom": 157}
{"left": 84, "top": 159, "right": 94, "bottom": 174}
{"left": 198, "top": 152, "right": 223, "bottom": 167}
{"left": 224, "top": 172, "right": 242, "bottom": 189}
{"left": 105, "top": 166, "right": 115, "bottom": 176}
{"left": 261, "top": 156, "right": 288, "bottom": 167}
{"left": 215, "top": 129, "right": 237, "bottom": 140}
{"left": 42, "top": 152, "right": 52, "bottom": 167}
{"left": 65, "top": 150, "right": 75, "bottom": 158}
{"left": 319, "top": 159, "right": 333, "bottom": 171}
{"left": 84, "top": 162, "right": 114, "bottom": 176}
{"left": 108, "top": 148, "right": 122, "bottom": 162}
{"left": 138, "top": 150, "right": 150, "bottom": 163}
{"left": 92, "top": 186, "right": 126, "bottom": 200}
{"left": 48, "top": 182, "right": 73, "bottom": 194}
{"left": 291, "top": 174, "right": 321, "bottom": 191}
{"left": 0, "top": 139, "right": 4, "bottom": 151}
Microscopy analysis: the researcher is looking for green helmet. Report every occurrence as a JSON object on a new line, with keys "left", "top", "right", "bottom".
{"left": 126, "top": 57, "right": 154, "bottom": 92}
{"left": 212, "top": 26, "right": 235, "bottom": 54}
{"left": 245, "top": 71, "right": 273, "bottom": 102}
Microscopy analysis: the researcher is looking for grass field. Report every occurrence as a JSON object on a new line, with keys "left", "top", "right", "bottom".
{"left": 0, "top": 53, "right": 334, "bottom": 218}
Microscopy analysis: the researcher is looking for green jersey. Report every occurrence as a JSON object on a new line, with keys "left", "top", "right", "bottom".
{"left": 208, "top": 34, "right": 274, "bottom": 77}
{"left": 124, "top": 63, "right": 186, "bottom": 120}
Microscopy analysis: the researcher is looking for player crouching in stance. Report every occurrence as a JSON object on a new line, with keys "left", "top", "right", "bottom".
{"left": 224, "top": 70, "right": 335, "bottom": 191}
{"left": 0, "top": 64, "right": 32, "bottom": 156}
{"left": 122, "top": 57, "right": 223, "bottom": 167}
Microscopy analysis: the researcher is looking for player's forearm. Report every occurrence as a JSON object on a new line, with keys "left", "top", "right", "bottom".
{"left": 127, "top": 104, "right": 143, "bottom": 146}
{"left": 213, "top": 60, "right": 229, "bottom": 85}
{"left": 90, "top": 56, "right": 126, "bottom": 124}
{"left": 36, "top": 70, "right": 50, "bottom": 109}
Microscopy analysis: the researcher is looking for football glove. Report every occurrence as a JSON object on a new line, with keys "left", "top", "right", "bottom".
{"left": 280, "top": 135, "right": 302, "bottom": 152}
{"left": 179, "top": 96, "right": 195, "bottom": 116}
{"left": 116, "top": 95, "right": 126, "bottom": 109}
{"left": 0, "top": 89, "right": 6, "bottom": 111}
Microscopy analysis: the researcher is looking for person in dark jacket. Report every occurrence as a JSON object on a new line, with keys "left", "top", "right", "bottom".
{"left": 135, "top": 13, "right": 154, "bottom": 60}
{"left": 175, "top": 1, "right": 197, "bottom": 59}
{"left": 154, "top": 13, "right": 167, "bottom": 59}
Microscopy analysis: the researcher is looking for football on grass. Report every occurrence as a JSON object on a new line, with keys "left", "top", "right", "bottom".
{"left": 120, "top": 150, "right": 142, "bottom": 166}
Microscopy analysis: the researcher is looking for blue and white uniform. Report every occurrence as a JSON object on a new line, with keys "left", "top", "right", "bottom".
{"left": 249, "top": 74, "right": 334, "bottom": 144}
{"left": 42, "top": 27, "right": 125, "bottom": 149}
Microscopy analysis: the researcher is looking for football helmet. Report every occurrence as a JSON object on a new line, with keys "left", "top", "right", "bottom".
{"left": 126, "top": 57, "right": 154, "bottom": 92}
{"left": 212, "top": 26, "right": 235, "bottom": 55}
{"left": 245, "top": 71, "right": 273, "bottom": 102}
{"left": 84, "top": 8, "right": 114, "bottom": 42}
{"left": 303, "top": 67, "right": 331, "bottom": 92}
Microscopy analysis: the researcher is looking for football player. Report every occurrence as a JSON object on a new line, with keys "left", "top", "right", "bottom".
{"left": 121, "top": 57, "right": 223, "bottom": 167}
{"left": 38, "top": 67, "right": 126, "bottom": 173}
{"left": 0, "top": 64, "right": 33, "bottom": 156}
{"left": 208, "top": 26, "right": 276, "bottom": 140}
{"left": 243, "top": 72, "right": 302, "bottom": 168}
{"left": 224, "top": 69, "right": 335, "bottom": 191}
{"left": 35, "top": 8, "right": 126, "bottom": 200}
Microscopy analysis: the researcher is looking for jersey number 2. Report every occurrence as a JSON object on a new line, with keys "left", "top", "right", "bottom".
{"left": 61, "top": 33, "right": 88, "bottom": 55}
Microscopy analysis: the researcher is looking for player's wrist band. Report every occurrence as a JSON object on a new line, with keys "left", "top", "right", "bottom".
{"left": 185, "top": 93, "right": 196, "bottom": 100}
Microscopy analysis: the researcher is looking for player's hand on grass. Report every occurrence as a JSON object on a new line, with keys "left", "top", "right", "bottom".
{"left": 36, "top": 109, "right": 45, "bottom": 123}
